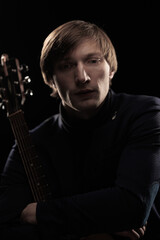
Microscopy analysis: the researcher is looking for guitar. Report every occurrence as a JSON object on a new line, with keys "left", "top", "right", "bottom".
{"left": 0, "top": 53, "right": 52, "bottom": 202}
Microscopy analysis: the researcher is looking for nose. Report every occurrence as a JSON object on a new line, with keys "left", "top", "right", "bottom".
{"left": 74, "top": 63, "right": 91, "bottom": 85}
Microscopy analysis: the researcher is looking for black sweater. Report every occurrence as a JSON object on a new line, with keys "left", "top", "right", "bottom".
{"left": 0, "top": 90, "right": 160, "bottom": 239}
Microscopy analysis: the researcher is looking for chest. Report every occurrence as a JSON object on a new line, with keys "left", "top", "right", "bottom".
{"left": 45, "top": 123, "right": 128, "bottom": 196}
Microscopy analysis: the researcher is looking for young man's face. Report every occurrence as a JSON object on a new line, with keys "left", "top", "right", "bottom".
{"left": 53, "top": 38, "right": 114, "bottom": 119}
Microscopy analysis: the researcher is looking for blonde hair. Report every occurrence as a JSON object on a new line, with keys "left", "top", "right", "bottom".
{"left": 40, "top": 20, "right": 118, "bottom": 97}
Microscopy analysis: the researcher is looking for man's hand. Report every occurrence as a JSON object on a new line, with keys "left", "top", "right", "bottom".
{"left": 20, "top": 202, "right": 146, "bottom": 240}
{"left": 20, "top": 202, "right": 37, "bottom": 225}
{"left": 80, "top": 225, "right": 146, "bottom": 240}
{"left": 115, "top": 225, "right": 146, "bottom": 239}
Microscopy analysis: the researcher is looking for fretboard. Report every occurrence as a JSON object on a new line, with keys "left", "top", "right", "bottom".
{"left": 8, "top": 109, "right": 52, "bottom": 202}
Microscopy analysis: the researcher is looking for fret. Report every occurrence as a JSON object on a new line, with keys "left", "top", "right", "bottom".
{"left": 0, "top": 54, "right": 51, "bottom": 202}
{"left": 8, "top": 110, "right": 52, "bottom": 202}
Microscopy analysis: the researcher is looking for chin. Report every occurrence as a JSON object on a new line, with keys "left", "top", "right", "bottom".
{"left": 76, "top": 102, "right": 100, "bottom": 112}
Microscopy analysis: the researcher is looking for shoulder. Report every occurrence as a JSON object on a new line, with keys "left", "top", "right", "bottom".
{"left": 29, "top": 113, "right": 61, "bottom": 142}
{"left": 111, "top": 90, "right": 160, "bottom": 116}
{"left": 110, "top": 90, "right": 160, "bottom": 136}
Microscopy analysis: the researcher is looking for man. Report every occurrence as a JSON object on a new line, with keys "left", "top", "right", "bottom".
{"left": 0, "top": 20, "right": 160, "bottom": 240}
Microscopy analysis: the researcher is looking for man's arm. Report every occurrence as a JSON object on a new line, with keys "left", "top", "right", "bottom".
{"left": 20, "top": 202, "right": 146, "bottom": 239}
{"left": 30, "top": 99, "right": 160, "bottom": 237}
{"left": 1, "top": 97, "right": 160, "bottom": 239}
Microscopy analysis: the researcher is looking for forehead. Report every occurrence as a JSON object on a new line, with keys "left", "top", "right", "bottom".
{"left": 63, "top": 38, "right": 102, "bottom": 60}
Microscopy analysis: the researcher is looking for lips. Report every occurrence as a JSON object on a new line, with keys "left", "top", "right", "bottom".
{"left": 76, "top": 89, "right": 95, "bottom": 95}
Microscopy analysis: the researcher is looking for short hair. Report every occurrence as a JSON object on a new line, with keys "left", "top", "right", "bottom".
{"left": 40, "top": 20, "right": 118, "bottom": 97}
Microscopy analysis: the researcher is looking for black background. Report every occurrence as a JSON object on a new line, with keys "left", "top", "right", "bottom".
{"left": 0, "top": 0, "right": 159, "bottom": 171}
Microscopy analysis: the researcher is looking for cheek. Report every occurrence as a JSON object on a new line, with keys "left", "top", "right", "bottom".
{"left": 54, "top": 72, "right": 72, "bottom": 89}
{"left": 54, "top": 74, "right": 74, "bottom": 103}
{"left": 54, "top": 76, "right": 67, "bottom": 98}
{"left": 96, "top": 69, "right": 110, "bottom": 98}
{"left": 94, "top": 68, "right": 110, "bottom": 85}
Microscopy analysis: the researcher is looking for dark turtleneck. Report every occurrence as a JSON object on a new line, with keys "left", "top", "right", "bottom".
{"left": 60, "top": 89, "right": 113, "bottom": 133}
{"left": 1, "top": 89, "right": 160, "bottom": 239}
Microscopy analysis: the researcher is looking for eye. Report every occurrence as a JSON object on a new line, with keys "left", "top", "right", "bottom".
{"left": 87, "top": 58, "right": 103, "bottom": 65}
{"left": 59, "top": 62, "right": 75, "bottom": 71}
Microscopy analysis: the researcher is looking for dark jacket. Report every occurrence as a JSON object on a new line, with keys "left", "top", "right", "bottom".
{"left": 0, "top": 90, "right": 160, "bottom": 239}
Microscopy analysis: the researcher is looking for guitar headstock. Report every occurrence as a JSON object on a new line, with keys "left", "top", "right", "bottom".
{"left": 0, "top": 54, "right": 32, "bottom": 116}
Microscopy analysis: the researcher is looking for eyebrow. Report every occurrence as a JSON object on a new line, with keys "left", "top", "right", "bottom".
{"left": 84, "top": 52, "right": 103, "bottom": 58}
{"left": 61, "top": 52, "right": 103, "bottom": 62}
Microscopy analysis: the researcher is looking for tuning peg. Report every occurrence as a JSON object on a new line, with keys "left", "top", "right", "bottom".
{"left": 14, "top": 81, "right": 19, "bottom": 85}
{"left": 0, "top": 102, "right": 5, "bottom": 110}
{"left": 23, "top": 76, "right": 31, "bottom": 84}
{"left": 0, "top": 98, "right": 7, "bottom": 110}
{"left": 20, "top": 64, "right": 29, "bottom": 72}
{"left": 25, "top": 89, "right": 33, "bottom": 96}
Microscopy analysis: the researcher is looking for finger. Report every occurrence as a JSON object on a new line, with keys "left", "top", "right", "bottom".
{"left": 134, "top": 226, "right": 146, "bottom": 237}
{"left": 138, "top": 227, "right": 145, "bottom": 236}
{"left": 142, "top": 225, "right": 146, "bottom": 232}
{"left": 131, "top": 229, "right": 140, "bottom": 239}
{"left": 115, "top": 230, "right": 139, "bottom": 240}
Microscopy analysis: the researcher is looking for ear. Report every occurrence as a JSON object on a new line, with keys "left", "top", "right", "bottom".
{"left": 48, "top": 79, "right": 58, "bottom": 97}
{"left": 49, "top": 76, "right": 57, "bottom": 89}
{"left": 109, "top": 71, "right": 115, "bottom": 80}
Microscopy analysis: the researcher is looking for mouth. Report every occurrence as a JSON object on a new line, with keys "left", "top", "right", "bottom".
{"left": 76, "top": 89, "right": 96, "bottom": 95}
{"left": 74, "top": 89, "right": 97, "bottom": 101}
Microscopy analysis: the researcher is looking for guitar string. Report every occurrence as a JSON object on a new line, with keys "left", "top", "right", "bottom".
{"left": 9, "top": 111, "right": 46, "bottom": 201}
{"left": 15, "top": 116, "right": 44, "bottom": 201}
{"left": 16, "top": 112, "right": 47, "bottom": 201}
{"left": 13, "top": 110, "right": 51, "bottom": 200}
{"left": 12, "top": 117, "right": 40, "bottom": 201}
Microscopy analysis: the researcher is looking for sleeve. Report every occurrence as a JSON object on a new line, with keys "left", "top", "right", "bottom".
{"left": 0, "top": 144, "right": 33, "bottom": 223}
{"left": 0, "top": 144, "right": 40, "bottom": 239}
{"left": 116, "top": 97, "right": 160, "bottom": 224}
{"left": 36, "top": 97, "right": 160, "bottom": 237}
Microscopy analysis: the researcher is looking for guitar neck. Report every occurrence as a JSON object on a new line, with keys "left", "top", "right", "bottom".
{"left": 8, "top": 109, "right": 51, "bottom": 202}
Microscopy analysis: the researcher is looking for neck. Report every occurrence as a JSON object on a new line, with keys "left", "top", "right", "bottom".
{"left": 60, "top": 91, "right": 112, "bottom": 131}
{"left": 63, "top": 102, "right": 106, "bottom": 120}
